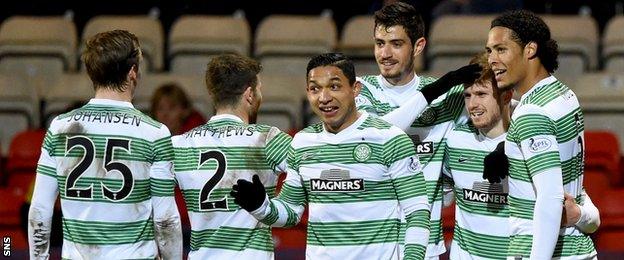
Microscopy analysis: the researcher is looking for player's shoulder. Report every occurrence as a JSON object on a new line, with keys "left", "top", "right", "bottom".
{"left": 357, "top": 114, "right": 394, "bottom": 131}
{"left": 298, "top": 123, "right": 324, "bottom": 135}
{"left": 418, "top": 74, "right": 438, "bottom": 85}
{"left": 357, "top": 75, "right": 383, "bottom": 90}
{"left": 521, "top": 79, "right": 569, "bottom": 107}
{"left": 512, "top": 102, "right": 552, "bottom": 121}
{"left": 446, "top": 121, "right": 478, "bottom": 144}
{"left": 291, "top": 123, "right": 323, "bottom": 147}
{"left": 358, "top": 114, "right": 408, "bottom": 142}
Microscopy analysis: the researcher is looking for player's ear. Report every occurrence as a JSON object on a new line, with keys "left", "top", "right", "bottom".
{"left": 353, "top": 81, "right": 362, "bottom": 97}
{"left": 525, "top": 41, "right": 538, "bottom": 60}
{"left": 243, "top": 86, "right": 254, "bottom": 104}
{"left": 413, "top": 37, "right": 426, "bottom": 57}
{"left": 502, "top": 89, "right": 513, "bottom": 104}
{"left": 127, "top": 65, "right": 138, "bottom": 80}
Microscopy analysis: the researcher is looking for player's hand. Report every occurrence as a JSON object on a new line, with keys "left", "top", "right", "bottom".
{"left": 420, "top": 63, "right": 482, "bottom": 103}
{"left": 561, "top": 192, "right": 581, "bottom": 227}
{"left": 230, "top": 175, "right": 266, "bottom": 212}
{"left": 482, "top": 141, "right": 509, "bottom": 183}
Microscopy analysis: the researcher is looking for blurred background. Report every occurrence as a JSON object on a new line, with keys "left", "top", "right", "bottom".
{"left": 0, "top": 0, "right": 623, "bottom": 259}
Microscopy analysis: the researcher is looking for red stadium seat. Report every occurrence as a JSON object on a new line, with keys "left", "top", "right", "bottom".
{"left": 584, "top": 131, "right": 621, "bottom": 184}
{"left": 595, "top": 228, "right": 624, "bottom": 251}
{"left": 0, "top": 186, "right": 24, "bottom": 226}
{"left": 596, "top": 188, "right": 624, "bottom": 228}
{"left": 583, "top": 170, "right": 611, "bottom": 202}
{"left": 6, "top": 129, "right": 45, "bottom": 174}
{"left": 442, "top": 202, "right": 456, "bottom": 247}
{"left": 174, "top": 187, "right": 190, "bottom": 227}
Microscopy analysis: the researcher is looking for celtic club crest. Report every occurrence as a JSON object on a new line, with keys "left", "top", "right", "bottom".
{"left": 418, "top": 108, "right": 437, "bottom": 125}
{"left": 353, "top": 143, "right": 371, "bottom": 162}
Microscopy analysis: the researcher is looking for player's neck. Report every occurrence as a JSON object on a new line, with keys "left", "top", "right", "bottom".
{"left": 479, "top": 120, "right": 506, "bottom": 139}
{"left": 215, "top": 107, "right": 249, "bottom": 124}
{"left": 94, "top": 87, "right": 133, "bottom": 103}
{"left": 516, "top": 64, "right": 550, "bottom": 97}
{"left": 385, "top": 71, "right": 415, "bottom": 86}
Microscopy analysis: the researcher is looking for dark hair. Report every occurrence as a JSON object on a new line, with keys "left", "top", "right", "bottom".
{"left": 374, "top": 1, "right": 425, "bottom": 46}
{"left": 468, "top": 52, "right": 497, "bottom": 90}
{"left": 150, "top": 83, "right": 191, "bottom": 116}
{"left": 491, "top": 10, "right": 559, "bottom": 73}
{"left": 205, "top": 53, "right": 262, "bottom": 108}
{"left": 82, "top": 30, "right": 141, "bottom": 91}
{"left": 306, "top": 53, "right": 356, "bottom": 85}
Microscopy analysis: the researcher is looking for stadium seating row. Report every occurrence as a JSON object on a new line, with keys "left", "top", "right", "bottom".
{"left": 1, "top": 14, "right": 624, "bottom": 84}
{"left": 0, "top": 70, "right": 623, "bottom": 156}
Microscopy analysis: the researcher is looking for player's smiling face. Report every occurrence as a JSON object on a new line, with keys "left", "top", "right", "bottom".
{"left": 306, "top": 65, "right": 361, "bottom": 133}
{"left": 374, "top": 25, "right": 415, "bottom": 85}
{"left": 486, "top": 27, "right": 528, "bottom": 91}
{"left": 463, "top": 80, "right": 502, "bottom": 131}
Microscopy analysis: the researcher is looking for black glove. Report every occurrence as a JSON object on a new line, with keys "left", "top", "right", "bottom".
{"left": 482, "top": 141, "right": 509, "bottom": 183}
{"left": 230, "top": 175, "right": 267, "bottom": 212}
{"left": 420, "top": 63, "right": 482, "bottom": 103}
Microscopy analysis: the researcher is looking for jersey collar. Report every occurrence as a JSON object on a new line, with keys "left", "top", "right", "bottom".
{"left": 209, "top": 114, "right": 245, "bottom": 123}
{"left": 88, "top": 98, "right": 134, "bottom": 108}
{"left": 379, "top": 73, "right": 420, "bottom": 90}
{"left": 321, "top": 111, "right": 368, "bottom": 138}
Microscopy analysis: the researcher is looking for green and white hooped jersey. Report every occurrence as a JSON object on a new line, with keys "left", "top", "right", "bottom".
{"left": 443, "top": 123, "right": 510, "bottom": 260}
{"left": 356, "top": 74, "right": 466, "bottom": 257}
{"left": 505, "top": 76, "right": 596, "bottom": 259}
{"left": 254, "top": 113, "right": 431, "bottom": 259}
{"left": 36, "top": 99, "right": 175, "bottom": 259}
{"left": 171, "top": 114, "right": 291, "bottom": 260}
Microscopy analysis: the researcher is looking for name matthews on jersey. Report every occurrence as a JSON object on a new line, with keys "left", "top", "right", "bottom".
{"left": 185, "top": 125, "right": 256, "bottom": 138}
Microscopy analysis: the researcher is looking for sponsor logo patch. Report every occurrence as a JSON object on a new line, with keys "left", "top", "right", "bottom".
{"left": 463, "top": 181, "right": 508, "bottom": 205}
{"left": 301, "top": 150, "right": 319, "bottom": 161}
{"left": 415, "top": 141, "right": 434, "bottom": 155}
{"left": 457, "top": 154, "right": 472, "bottom": 163}
{"left": 408, "top": 156, "right": 421, "bottom": 172}
{"left": 310, "top": 169, "right": 365, "bottom": 192}
{"left": 528, "top": 137, "right": 552, "bottom": 153}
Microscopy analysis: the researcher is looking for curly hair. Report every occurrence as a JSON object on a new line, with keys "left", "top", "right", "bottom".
{"left": 374, "top": 1, "right": 425, "bottom": 46}
{"left": 491, "top": 10, "right": 559, "bottom": 73}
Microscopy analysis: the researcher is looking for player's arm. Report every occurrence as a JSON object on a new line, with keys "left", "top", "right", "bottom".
{"left": 150, "top": 134, "right": 183, "bottom": 259}
{"left": 264, "top": 127, "right": 292, "bottom": 173}
{"left": 386, "top": 134, "right": 430, "bottom": 260}
{"left": 515, "top": 109, "right": 563, "bottom": 259}
{"left": 562, "top": 189, "right": 600, "bottom": 234}
{"left": 381, "top": 64, "right": 481, "bottom": 131}
{"left": 28, "top": 131, "right": 59, "bottom": 260}
{"left": 441, "top": 142, "right": 455, "bottom": 207}
{"left": 232, "top": 146, "right": 307, "bottom": 227}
